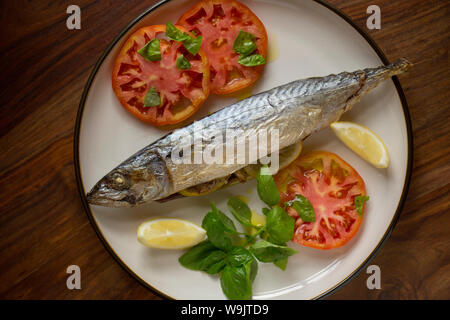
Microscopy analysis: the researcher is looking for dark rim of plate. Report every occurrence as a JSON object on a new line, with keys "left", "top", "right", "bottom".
{"left": 73, "top": 0, "right": 413, "bottom": 300}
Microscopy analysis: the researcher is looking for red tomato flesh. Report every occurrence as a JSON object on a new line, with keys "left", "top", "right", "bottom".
{"left": 112, "top": 25, "right": 210, "bottom": 126}
{"left": 275, "top": 151, "right": 367, "bottom": 250}
{"left": 177, "top": 0, "right": 268, "bottom": 94}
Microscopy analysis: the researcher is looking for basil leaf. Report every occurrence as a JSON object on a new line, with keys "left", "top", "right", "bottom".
{"left": 274, "top": 257, "right": 288, "bottom": 270}
{"left": 138, "top": 38, "right": 161, "bottom": 62}
{"left": 265, "top": 206, "right": 295, "bottom": 244}
{"left": 262, "top": 207, "right": 271, "bottom": 216}
{"left": 166, "top": 22, "right": 190, "bottom": 42}
{"left": 166, "top": 22, "right": 202, "bottom": 55}
{"left": 233, "top": 30, "right": 257, "bottom": 56}
{"left": 226, "top": 247, "right": 253, "bottom": 267}
{"left": 250, "top": 240, "right": 297, "bottom": 263}
{"left": 202, "top": 211, "right": 233, "bottom": 251}
{"left": 201, "top": 203, "right": 237, "bottom": 251}
{"left": 183, "top": 35, "right": 202, "bottom": 55}
{"left": 176, "top": 54, "right": 191, "bottom": 70}
{"left": 144, "top": 87, "right": 161, "bottom": 107}
{"left": 355, "top": 195, "right": 369, "bottom": 216}
{"left": 178, "top": 241, "right": 216, "bottom": 270}
{"left": 257, "top": 166, "right": 280, "bottom": 206}
{"left": 199, "top": 250, "right": 228, "bottom": 274}
{"left": 238, "top": 54, "right": 266, "bottom": 67}
{"left": 285, "top": 194, "right": 315, "bottom": 222}
{"left": 245, "top": 259, "right": 258, "bottom": 283}
{"left": 220, "top": 265, "right": 252, "bottom": 300}
{"left": 227, "top": 197, "right": 253, "bottom": 227}
{"left": 211, "top": 203, "right": 237, "bottom": 233}
{"left": 206, "top": 259, "right": 228, "bottom": 274}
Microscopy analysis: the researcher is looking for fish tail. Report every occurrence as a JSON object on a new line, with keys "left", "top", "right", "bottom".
{"left": 341, "top": 58, "right": 412, "bottom": 115}
{"left": 387, "top": 58, "right": 413, "bottom": 75}
{"left": 361, "top": 58, "right": 412, "bottom": 94}
{"left": 365, "top": 58, "right": 413, "bottom": 80}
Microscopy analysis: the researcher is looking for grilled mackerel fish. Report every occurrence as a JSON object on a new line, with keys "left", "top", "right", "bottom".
{"left": 87, "top": 59, "right": 412, "bottom": 207}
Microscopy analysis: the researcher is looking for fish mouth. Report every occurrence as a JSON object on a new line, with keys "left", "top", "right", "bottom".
{"left": 86, "top": 193, "right": 137, "bottom": 207}
{"left": 86, "top": 184, "right": 137, "bottom": 207}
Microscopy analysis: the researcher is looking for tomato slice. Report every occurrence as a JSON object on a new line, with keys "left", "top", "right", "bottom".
{"left": 177, "top": 0, "right": 268, "bottom": 94}
{"left": 274, "top": 151, "right": 367, "bottom": 250}
{"left": 112, "top": 25, "right": 210, "bottom": 126}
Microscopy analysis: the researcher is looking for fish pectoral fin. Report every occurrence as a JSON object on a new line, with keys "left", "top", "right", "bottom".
{"left": 300, "top": 106, "right": 323, "bottom": 120}
{"left": 296, "top": 105, "right": 324, "bottom": 133}
{"left": 292, "top": 104, "right": 324, "bottom": 126}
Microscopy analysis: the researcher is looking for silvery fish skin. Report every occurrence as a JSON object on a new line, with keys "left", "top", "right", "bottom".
{"left": 87, "top": 59, "right": 412, "bottom": 207}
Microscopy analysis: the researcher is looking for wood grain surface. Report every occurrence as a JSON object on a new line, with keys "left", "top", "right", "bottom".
{"left": 0, "top": 0, "right": 448, "bottom": 300}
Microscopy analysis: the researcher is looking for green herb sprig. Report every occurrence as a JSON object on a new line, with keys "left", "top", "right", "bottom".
{"left": 138, "top": 39, "right": 161, "bottom": 62}
{"left": 179, "top": 165, "right": 297, "bottom": 300}
{"left": 176, "top": 54, "right": 191, "bottom": 70}
{"left": 166, "top": 22, "right": 202, "bottom": 56}
{"left": 233, "top": 30, "right": 266, "bottom": 67}
{"left": 137, "top": 22, "right": 203, "bottom": 67}
{"left": 354, "top": 195, "right": 369, "bottom": 216}
{"left": 143, "top": 87, "right": 161, "bottom": 107}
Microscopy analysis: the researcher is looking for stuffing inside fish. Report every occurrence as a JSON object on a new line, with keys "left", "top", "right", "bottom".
{"left": 87, "top": 59, "right": 412, "bottom": 207}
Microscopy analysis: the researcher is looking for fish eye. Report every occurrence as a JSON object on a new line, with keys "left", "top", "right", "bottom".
{"left": 111, "top": 173, "right": 127, "bottom": 189}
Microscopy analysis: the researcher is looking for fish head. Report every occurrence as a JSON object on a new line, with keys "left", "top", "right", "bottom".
{"left": 86, "top": 152, "right": 169, "bottom": 207}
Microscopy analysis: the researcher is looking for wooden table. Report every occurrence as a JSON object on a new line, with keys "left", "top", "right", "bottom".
{"left": 0, "top": 0, "right": 448, "bottom": 300}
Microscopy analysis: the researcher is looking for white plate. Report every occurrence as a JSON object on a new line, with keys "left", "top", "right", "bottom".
{"left": 75, "top": 0, "right": 412, "bottom": 299}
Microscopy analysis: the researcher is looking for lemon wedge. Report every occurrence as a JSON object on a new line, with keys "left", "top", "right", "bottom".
{"left": 278, "top": 141, "right": 303, "bottom": 170}
{"left": 137, "top": 218, "right": 206, "bottom": 249}
{"left": 330, "top": 121, "right": 389, "bottom": 168}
